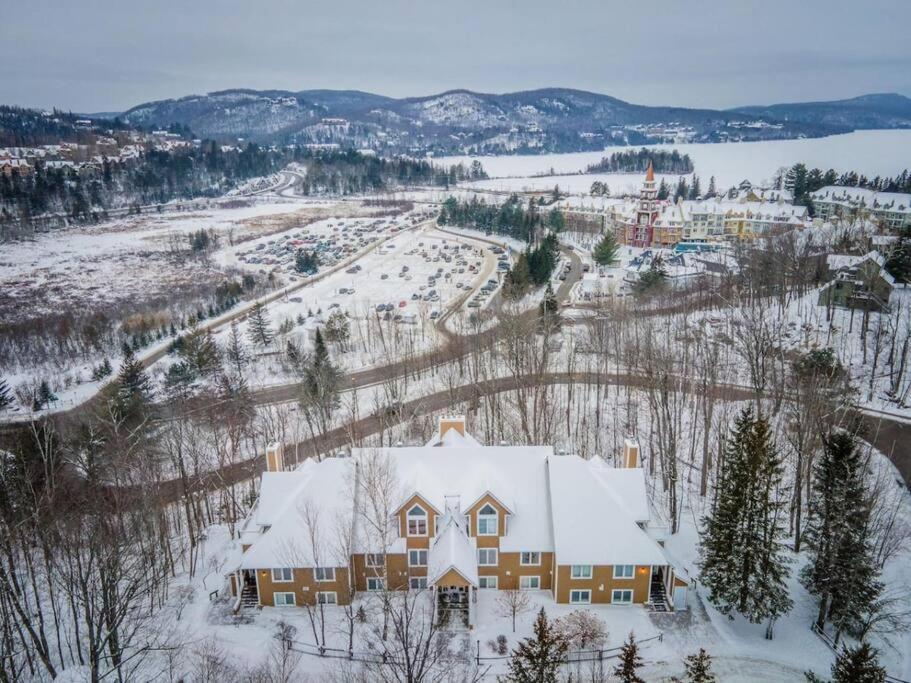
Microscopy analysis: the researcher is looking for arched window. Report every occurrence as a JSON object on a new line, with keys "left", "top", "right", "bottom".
{"left": 407, "top": 504, "right": 428, "bottom": 536}
{"left": 477, "top": 503, "right": 498, "bottom": 536}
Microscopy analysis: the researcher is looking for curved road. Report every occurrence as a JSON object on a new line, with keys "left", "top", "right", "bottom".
{"left": 133, "top": 367, "right": 911, "bottom": 504}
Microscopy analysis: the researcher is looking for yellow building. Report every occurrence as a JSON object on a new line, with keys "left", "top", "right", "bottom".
{"left": 232, "top": 419, "right": 689, "bottom": 626}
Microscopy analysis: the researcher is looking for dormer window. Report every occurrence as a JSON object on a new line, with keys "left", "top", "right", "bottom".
{"left": 477, "top": 504, "right": 498, "bottom": 536}
{"left": 407, "top": 504, "right": 428, "bottom": 536}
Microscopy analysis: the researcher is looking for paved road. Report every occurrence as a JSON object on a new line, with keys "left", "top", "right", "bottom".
{"left": 132, "top": 366, "right": 911, "bottom": 506}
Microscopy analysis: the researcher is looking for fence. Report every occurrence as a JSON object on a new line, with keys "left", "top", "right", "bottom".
{"left": 811, "top": 623, "right": 909, "bottom": 683}
{"left": 287, "top": 631, "right": 664, "bottom": 668}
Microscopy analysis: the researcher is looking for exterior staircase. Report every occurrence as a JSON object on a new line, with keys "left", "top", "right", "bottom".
{"left": 648, "top": 574, "right": 669, "bottom": 612}
{"left": 240, "top": 585, "right": 259, "bottom": 610}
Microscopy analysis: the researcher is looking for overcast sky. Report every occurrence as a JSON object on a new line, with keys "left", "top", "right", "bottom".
{"left": 2, "top": 0, "right": 910, "bottom": 113}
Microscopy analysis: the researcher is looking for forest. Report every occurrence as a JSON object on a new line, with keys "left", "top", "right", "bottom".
{"left": 585, "top": 148, "right": 694, "bottom": 174}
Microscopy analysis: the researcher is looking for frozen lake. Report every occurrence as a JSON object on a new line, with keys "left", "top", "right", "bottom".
{"left": 438, "top": 129, "right": 911, "bottom": 193}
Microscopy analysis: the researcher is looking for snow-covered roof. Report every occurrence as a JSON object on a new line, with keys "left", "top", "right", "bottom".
{"left": 428, "top": 512, "right": 478, "bottom": 586}
{"left": 359, "top": 443, "right": 552, "bottom": 552}
{"left": 810, "top": 186, "right": 911, "bottom": 214}
{"left": 826, "top": 251, "right": 893, "bottom": 285}
{"left": 238, "top": 421, "right": 674, "bottom": 571}
{"left": 240, "top": 458, "right": 354, "bottom": 570}
{"left": 546, "top": 456, "right": 668, "bottom": 566}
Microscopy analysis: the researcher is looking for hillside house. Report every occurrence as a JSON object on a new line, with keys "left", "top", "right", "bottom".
{"left": 818, "top": 251, "right": 895, "bottom": 312}
{"left": 230, "top": 417, "right": 689, "bottom": 626}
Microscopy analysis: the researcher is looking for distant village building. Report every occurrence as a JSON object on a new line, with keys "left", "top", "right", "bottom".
{"left": 810, "top": 186, "right": 911, "bottom": 230}
{"left": 818, "top": 251, "right": 895, "bottom": 312}
{"left": 230, "top": 417, "right": 689, "bottom": 623}
{"left": 0, "top": 158, "right": 31, "bottom": 177}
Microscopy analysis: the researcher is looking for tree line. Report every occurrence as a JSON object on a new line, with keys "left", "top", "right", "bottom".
{"left": 585, "top": 148, "right": 694, "bottom": 174}
{"left": 779, "top": 163, "right": 911, "bottom": 211}
{"left": 296, "top": 151, "right": 485, "bottom": 195}
{"left": 437, "top": 194, "right": 553, "bottom": 243}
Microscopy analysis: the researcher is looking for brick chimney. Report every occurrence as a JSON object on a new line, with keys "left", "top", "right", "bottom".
{"left": 265, "top": 442, "right": 285, "bottom": 472}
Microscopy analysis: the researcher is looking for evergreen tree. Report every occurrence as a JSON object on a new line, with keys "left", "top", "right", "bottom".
{"left": 683, "top": 648, "right": 716, "bottom": 683}
{"left": 0, "top": 377, "right": 12, "bottom": 410}
{"left": 801, "top": 432, "right": 881, "bottom": 640}
{"left": 180, "top": 320, "right": 220, "bottom": 376}
{"left": 298, "top": 327, "right": 342, "bottom": 437}
{"left": 706, "top": 176, "right": 717, "bottom": 198}
{"left": 884, "top": 230, "right": 911, "bottom": 284}
{"left": 294, "top": 249, "right": 320, "bottom": 274}
{"left": 593, "top": 232, "right": 619, "bottom": 266}
{"left": 504, "top": 254, "right": 533, "bottom": 299}
{"left": 613, "top": 632, "right": 645, "bottom": 683}
{"left": 699, "top": 406, "right": 792, "bottom": 638}
{"left": 116, "top": 346, "right": 152, "bottom": 415}
{"left": 634, "top": 257, "right": 667, "bottom": 295}
{"left": 688, "top": 175, "right": 701, "bottom": 199}
{"left": 806, "top": 643, "right": 886, "bottom": 683}
{"left": 539, "top": 282, "right": 559, "bottom": 325}
{"left": 674, "top": 177, "right": 689, "bottom": 201}
{"left": 312, "top": 328, "right": 330, "bottom": 370}
{"left": 546, "top": 207, "right": 565, "bottom": 231}
{"left": 224, "top": 320, "right": 249, "bottom": 378}
{"left": 32, "top": 380, "right": 57, "bottom": 411}
{"left": 657, "top": 178, "right": 670, "bottom": 200}
{"left": 247, "top": 302, "right": 273, "bottom": 348}
{"left": 504, "top": 608, "right": 567, "bottom": 683}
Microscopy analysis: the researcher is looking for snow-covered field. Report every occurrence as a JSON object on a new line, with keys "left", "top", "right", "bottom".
{"left": 439, "top": 129, "right": 911, "bottom": 194}
{"left": 0, "top": 197, "right": 391, "bottom": 322}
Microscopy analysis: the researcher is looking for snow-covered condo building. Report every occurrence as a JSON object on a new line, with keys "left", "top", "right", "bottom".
{"left": 230, "top": 416, "right": 689, "bottom": 626}
{"left": 609, "top": 164, "right": 809, "bottom": 247}
{"left": 810, "top": 186, "right": 911, "bottom": 230}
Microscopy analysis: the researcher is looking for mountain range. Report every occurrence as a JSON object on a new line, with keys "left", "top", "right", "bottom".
{"left": 103, "top": 88, "right": 911, "bottom": 155}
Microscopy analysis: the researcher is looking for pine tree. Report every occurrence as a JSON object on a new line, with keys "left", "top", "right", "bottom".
{"left": 801, "top": 432, "right": 881, "bottom": 639}
{"left": 683, "top": 648, "right": 716, "bottom": 682}
{"left": 180, "top": 320, "right": 220, "bottom": 376}
{"left": 312, "top": 328, "right": 330, "bottom": 370}
{"left": 539, "top": 282, "right": 559, "bottom": 325}
{"left": 593, "top": 232, "right": 619, "bottom": 266}
{"left": 806, "top": 643, "right": 886, "bottom": 683}
{"left": 504, "top": 608, "right": 567, "bottom": 683}
{"left": 613, "top": 632, "right": 645, "bottom": 683}
{"left": 657, "top": 178, "right": 670, "bottom": 200}
{"left": 0, "top": 377, "right": 12, "bottom": 409}
{"left": 699, "top": 406, "right": 792, "bottom": 638}
{"left": 247, "top": 301, "right": 273, "bottom": 348}
{"left": 504, "top": 254, "right": 532, "bottom": 299}
{"left": 224, "top": 320, "right": 249, "bottom": 378}
{"left": 116, "top": 345, "right": 152, "bottom": 414}
{"left": 39, "top": 380, "right": 56, "bottom": 406}
{"left": 706, "top": 176, "right": 717, "bottom": 198}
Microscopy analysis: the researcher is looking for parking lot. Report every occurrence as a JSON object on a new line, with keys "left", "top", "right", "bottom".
{"left": 265, "top": 227, "right": 504, "bottom": 323}
{"left": 220, "top": 212, "right": 429, "bottom": 278}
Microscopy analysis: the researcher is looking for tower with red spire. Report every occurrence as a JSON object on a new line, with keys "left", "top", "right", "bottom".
{"left": 628, "top": 161, "right": 659, "bottom": 247}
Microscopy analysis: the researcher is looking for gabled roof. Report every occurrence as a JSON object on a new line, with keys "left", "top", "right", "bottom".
{"left": 355, "top": 444, "right": 553, "bottom": 552}
{"left": 240, "top": 458, "right": 354, "bottom": 570}
{"left": 546, "top": 456, "right": 667, "bottom": 566}
{"left": 428, "top": 513, "right": 478, "bottom": 587}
